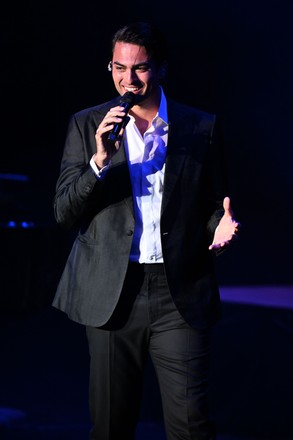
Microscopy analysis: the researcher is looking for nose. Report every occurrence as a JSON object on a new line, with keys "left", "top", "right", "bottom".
{"left": 124, "top": 67, "right": 138, "bottom": 83}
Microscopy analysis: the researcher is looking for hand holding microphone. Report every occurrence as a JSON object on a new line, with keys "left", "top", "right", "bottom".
{"left": 107, "top": 92, "right": 137, "bottom": 143}
{"left": 94, "top": 92, "right": 138, "bottom": 169}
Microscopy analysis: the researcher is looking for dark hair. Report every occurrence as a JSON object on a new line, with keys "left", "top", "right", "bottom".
{"left": 111, "top": 21, "right": 168, "bottom": 69}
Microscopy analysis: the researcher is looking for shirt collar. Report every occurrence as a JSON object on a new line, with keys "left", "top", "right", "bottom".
{"left": 156, "top": 86, "right": 168, "bottom": 125}
{"left": 127, "top": 86, "right": 168, "bottom": 129}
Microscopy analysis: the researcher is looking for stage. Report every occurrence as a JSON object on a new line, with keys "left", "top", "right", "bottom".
{"left": 0, "top": 285, "right": 292, "bottom": 439}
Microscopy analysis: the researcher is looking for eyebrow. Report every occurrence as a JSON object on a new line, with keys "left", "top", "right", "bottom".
{"left": 112, "top": 61, "right": 152, "bottom": 69}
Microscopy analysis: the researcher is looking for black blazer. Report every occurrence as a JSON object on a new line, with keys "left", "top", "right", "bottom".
{"left": 52, "top": 96, "right": 227, "bottom": 329}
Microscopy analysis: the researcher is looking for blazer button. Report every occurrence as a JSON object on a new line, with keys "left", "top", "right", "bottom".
{"left": 126, "top": 230, "right": 133, "bottom": 236}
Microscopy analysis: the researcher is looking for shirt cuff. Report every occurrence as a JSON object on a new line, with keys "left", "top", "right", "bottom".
{"left": 90, "top": 155, "right": 110, "bottom": 180}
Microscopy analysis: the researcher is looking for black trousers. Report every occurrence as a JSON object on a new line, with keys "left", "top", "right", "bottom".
{"left": 86, "top": 263, "right": 216, "bottom": 440}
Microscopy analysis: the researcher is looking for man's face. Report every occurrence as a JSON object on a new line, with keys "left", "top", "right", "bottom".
{"left": 111, "top": 42, "right": 161, "bottom": 102}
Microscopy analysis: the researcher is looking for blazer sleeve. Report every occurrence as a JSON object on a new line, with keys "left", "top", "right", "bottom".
{"left": 53, "top": 109, "right": 104, "bottom": 229}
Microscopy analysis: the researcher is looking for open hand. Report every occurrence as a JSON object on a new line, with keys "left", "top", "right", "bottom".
{"left": 209, "top": 197, "right": 240, "bottom": 251}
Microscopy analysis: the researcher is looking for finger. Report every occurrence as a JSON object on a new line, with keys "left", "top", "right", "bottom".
{"left": 223, "top": 196, "right": 236, "bottom": 218}
{"left": 223, "top": 196, "right": 230, "bottom": 211}
{"left": 209, "top": 241, "right": 226, "bottom": 251}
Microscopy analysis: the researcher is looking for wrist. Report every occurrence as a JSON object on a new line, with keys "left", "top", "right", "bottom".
{"left": 93, "top": 153, "right": 110, "bottom": 170}
{"left": 90, "top": 155, "right": 110, "bottom": 180}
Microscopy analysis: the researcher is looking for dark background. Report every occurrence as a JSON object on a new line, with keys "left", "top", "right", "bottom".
{"left": 1, "top": 0, "right": 293, "bottom": 303}
{"left": 1, "top": 1, "right": 293, "bottom": 439}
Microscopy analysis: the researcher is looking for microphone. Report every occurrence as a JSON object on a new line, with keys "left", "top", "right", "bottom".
{"left": 107, "top": 92, "right": 137, "bottom": 143}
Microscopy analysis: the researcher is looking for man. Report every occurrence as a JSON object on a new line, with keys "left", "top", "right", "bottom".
{"left": 53, "top": 21, "right": 239, "bottom": 440}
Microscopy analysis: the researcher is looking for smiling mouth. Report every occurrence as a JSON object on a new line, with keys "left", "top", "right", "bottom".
{"left": 124, "top": 87, "right": 141, "bottom": 93}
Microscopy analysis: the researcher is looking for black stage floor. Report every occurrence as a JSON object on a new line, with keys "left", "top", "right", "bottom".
{"left": 1, "top": 286, "right": 293, "bottom": 440}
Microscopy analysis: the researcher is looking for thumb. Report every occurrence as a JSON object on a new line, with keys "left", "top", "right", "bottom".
{"left": 223, "top": 196, "right": 233, "bottom": 216}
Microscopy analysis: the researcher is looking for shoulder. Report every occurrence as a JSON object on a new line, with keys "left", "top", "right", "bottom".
{"left": 71, "top": 96, "right": 121, "bottom": 123}
{"left": 167, "top": 98, "right": 216, "bottom": 124}
{"left": 166, "top": 97, "right": 217, "bottom": 132}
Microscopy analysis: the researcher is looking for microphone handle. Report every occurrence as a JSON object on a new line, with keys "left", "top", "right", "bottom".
{"left": 107, "top": 101, "right": 133, "bottom": 143}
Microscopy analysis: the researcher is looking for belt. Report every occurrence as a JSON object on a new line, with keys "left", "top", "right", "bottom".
{"left": 128, "top": 262, "right": 165, "bottom": 273}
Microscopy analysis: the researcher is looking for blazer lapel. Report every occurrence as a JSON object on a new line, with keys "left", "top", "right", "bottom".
{"left": 161, "top": 106, "right": 187, "bottom": 215}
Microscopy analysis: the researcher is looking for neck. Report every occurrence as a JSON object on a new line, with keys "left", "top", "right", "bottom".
{"left": 130, "top": 87, "right": 161, "bottom": 135}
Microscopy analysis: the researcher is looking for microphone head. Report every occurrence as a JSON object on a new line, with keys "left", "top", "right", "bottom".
{"left": 119, "top": 91, "right": 137, "bottom": 107}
